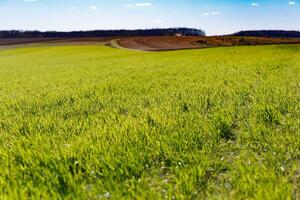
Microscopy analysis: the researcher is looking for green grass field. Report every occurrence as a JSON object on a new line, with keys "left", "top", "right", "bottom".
{"left": 0, "top": 44, "right": 299, "bottom": 199}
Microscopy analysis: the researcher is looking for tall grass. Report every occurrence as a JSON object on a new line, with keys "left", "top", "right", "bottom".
{"left": 0, "top": 44, "right": 299, "bottom": 199}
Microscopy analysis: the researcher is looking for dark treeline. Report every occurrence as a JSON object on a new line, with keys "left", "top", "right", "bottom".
{"left": 233, "top": 30, "right": 300, "bottom": 38}
{"left": 0, "top": 28, "right": 205, "bottom": 38}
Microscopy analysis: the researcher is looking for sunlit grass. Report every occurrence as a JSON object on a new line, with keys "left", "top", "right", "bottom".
{"left": 0, "top": 44, "right": 299, "bottom": 199}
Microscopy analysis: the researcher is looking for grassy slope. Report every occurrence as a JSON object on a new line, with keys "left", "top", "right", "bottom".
{"left": 0, "top": 45, "right": 299, "bottom": 199}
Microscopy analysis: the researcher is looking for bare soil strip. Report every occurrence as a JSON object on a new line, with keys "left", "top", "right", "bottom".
{"left": 117, "top": 36, "right": 300, "bottom": 51}
{"left": 0, "top": 37, "right": 114, "bottom": 50}
{"left": 109, "top": 39, "right": 148, "bottom": 52}
{"left": 1, "top": 36, "right": 300, "bottom": 51}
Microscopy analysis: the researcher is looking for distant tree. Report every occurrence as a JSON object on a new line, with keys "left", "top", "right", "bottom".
{"left": 233, "top": 30, "right": 300, "bottom": 38}
{"left": 0, "top": 28, "right": 205, "bottom": 38}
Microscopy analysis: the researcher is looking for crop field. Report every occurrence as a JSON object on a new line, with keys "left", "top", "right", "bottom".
{"left": 0, "top": 44, "right": 300, "bottom": 199}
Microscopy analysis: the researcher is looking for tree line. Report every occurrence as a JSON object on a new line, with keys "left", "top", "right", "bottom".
{"left": 233, "top": 30, "right": 300, "bottom": 38}
{"left": 0, "top": 28, "right": 205, "bottom": 38}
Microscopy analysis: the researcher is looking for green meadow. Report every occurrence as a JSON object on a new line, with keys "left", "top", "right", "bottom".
{"left": 0, "top": 44, "right": 299, "bottom": 199}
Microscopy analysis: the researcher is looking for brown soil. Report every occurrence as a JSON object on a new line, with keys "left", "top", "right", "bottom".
{"left": 1, "top": 36, "right": 300, "bottom": 51}
{"left": 117, "top": 36, "right": 300, "bottom": 51}
{"left": 0, "top": 37, "right": 114, "bottom": 46}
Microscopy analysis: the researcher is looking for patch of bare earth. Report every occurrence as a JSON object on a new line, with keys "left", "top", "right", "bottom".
{"left": 117, "top": 36, "right": 300, "bottom": 51}
{"left": 0, "top": 37, "right": 114, "bottom": 49}
{"left": 1, "top": 36, "right": 300, "bottom": 51}
{"left": 0, "top": 38, "right": 61, "bottom": 46}
{"left": 118, "top": 36, "right": 201, "bottom": 51}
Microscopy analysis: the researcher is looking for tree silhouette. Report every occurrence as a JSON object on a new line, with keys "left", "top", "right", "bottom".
{"left": 0, "top": 28, "right": 205, "bottom": 38}
{"left": 233, "top": 30, "right": 300, "bottom": 38}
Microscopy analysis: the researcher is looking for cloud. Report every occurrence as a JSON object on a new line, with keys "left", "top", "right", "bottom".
{"left": 154, "top": 19, "right": 163, "bottom": 23}
{"left": 251, "top": 3, "right": 259, "bottom": 6}
{"left": 124, "top": 3, "right": 153, "bottom": 8}
{"left": 211, "top": 11, "right": 220, "bottom": 15}
{"left": 135, "top": 3, "right": 152, "bottom": 6}
{"left": 288, "top": 1, "right": 296, "bottom": 5}
{"left": 89, "top": 6, "right": 97, "bottom": 10}
{"left": 202, "top": 11, "right": 220, "bottom": 16}
{"left": 24, "top": 0, "right": 37, "bottom": 2}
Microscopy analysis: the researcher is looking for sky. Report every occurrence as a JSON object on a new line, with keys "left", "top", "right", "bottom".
{"left": 0, "top": 0, "right": 299, "bottom": 35}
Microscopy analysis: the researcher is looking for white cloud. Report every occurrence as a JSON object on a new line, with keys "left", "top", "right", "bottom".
{"left": 24, "top": 0, "right": 37, "bottom": 2}
{"left": 202, "top": 11, "right": 220, "bottom": 16}
{"left": 89, "top": 6, "right": 97, "bottom": 10}
{"left": 135, "top": 3, "right": 152, "bottom": 7}
{"left": 154, "top": 19, "right": 163, "bottom": 23}
{"left": 289, "top": 1, "right": 296, "bottom": 5}
{"left": 251, "top": 3, "right": 259, "bottom": 6}
{"left": 211, "top": 11, "right": 220, "bottom": 15}
{"left": 124, "top": 3, "right": 153, "bottom": 8}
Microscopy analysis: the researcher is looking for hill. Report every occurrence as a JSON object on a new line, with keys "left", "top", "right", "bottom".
{"left": 1, "top": 35, "right": 300, "bottom": 51}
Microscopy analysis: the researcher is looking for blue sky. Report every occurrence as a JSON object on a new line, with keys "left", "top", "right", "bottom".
{"left": 0, "top": 0, "right": 299, "bottom": 35}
